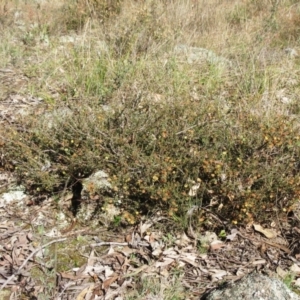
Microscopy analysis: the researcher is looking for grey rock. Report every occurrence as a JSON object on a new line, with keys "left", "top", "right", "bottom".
{"left": 174, "top": 44, "right": 232, "bottom": 67}
{"left": 204, "top": 272, "right": 300, "bottom": 300}
{"left": 59, "top": 35, "right": 109, "bottom": 55}
{"left": 42, "top": 107, "right": 73, "bottom": 129}
{"left": 76, "top": 170, "right": 113, "bottom": 224}
{"left": 0, "top": 186, "right": 27, "bottom": 208}
{"left": 285, "top": 48, "right": 298, "bottom": 58}
{"left": 59, "top": 35, "right": 78, "bottom": 44}
{"left": 82, "top": 170, "right": 112, "bottom": 195}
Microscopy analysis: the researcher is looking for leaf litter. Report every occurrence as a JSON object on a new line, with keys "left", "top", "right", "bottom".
{"left": 1, "top": 183, "right": 300, "bottom": 300}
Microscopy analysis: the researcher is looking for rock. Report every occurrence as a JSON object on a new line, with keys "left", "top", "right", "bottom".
{"left": 82, "top": 170, "right": 112, "bottom": 198}
{"left": 174, "top": 44, "right": 232, "bottom": 67}
{"left": 285, "top": 48, "right": 298, "bottom": 59}
{"left": 76, "top": 170, "right": 115, "bottom": 225}
{"left": 42, "top": 107, "right": 73, "bottom": 129}
{"left": 203, "top": 272, "right": 300, "bottom": 300}
{"left": 0, "top": 186, "right": 27, "bottom": 208}
{"left": 59, "top": 35, "right": 109, "bottom": 54}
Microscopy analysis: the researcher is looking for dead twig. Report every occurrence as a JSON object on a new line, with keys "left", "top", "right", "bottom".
{"left": 91, "top": 241, "right": 149, "bottom": 247}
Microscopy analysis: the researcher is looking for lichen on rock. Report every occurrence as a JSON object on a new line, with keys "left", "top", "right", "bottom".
{"left": 204, "top": 272, "right": 300, "bottom": 300}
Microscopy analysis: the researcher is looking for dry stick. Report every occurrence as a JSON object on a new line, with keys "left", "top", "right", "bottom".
{"left": 176, "top": 124, "right": 198, "bottom": 135}
{"left": 57, "top": 282, "right": 75, "bottom": 298}
{"left": 91, "top": 241, "right": 149, "bottom": 247}
{"left": 91, "top": 242, "right": 128, "bottom": 247}
{"left": 0, "top": 238, "right": 67, "bottom": 290}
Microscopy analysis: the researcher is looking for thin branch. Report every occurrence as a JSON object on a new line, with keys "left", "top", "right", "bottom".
{"left": 176, "top": 124, "right": 198, "bottom": 135}
{"left": 91, "top": 242, "right": 128, "bottom": 247}
{"left": 91, "top": 241, "right": 149, "bottom": 247}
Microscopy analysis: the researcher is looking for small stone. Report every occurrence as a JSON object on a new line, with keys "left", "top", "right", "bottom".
{"left": 285, "top": 48, "right": 298, "bottom": 58}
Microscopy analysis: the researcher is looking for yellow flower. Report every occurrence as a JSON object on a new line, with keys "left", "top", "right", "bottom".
{"left": 152, "top": 175, "right": 159, "bottom": 182}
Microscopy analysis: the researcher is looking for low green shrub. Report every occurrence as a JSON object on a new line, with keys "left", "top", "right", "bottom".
{"left": 2, "top": 82, "right": 300, "bottom": 225}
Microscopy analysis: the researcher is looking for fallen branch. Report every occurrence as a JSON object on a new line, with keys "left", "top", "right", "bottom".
{"left": 91, "top": 241, "right": 149, "bottom": 247}
{"left": 91, "top": 242, "right": 129, "bottom": 247}
{"left": 0, "top": 237, "right": 67, "bottom": 290}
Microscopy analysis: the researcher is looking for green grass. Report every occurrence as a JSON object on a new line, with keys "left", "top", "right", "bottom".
{"left": 125, "top": 275, "right": 185, "bottom": 300}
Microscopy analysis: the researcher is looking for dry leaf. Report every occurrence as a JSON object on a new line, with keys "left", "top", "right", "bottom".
{"left": 60, "top": 271, "right": 83, "bottom": 280}
{"left": 102, "top": 274, "right": 119, "bottom": 290}
{"left": 180, "top": 257, "right": 199, "bottom": 268}
{"left": 140, "top": 222, "right": 153, "bottom": 235}
{"left": 210, "top": 269, "right": 227, "bottom": 280}
{"left": 160, "top": 268, "right": 169, "bottom": 278}
{"left": 125, "top": 234, "right": 132, "bottom": 243}
{"left": 175, "top": 232, "right": 191, "bottom": 247}
{"left": 104, "top": 265, "right": 115, "bottom": 277}
{"left": 152, "top": 248, "right": 163, "bottom": 257}
{"left": 210, "top": 240, "right": 225, "bottom": 251}
{"left": 253, "top": 224, "right": 277, "bottom": 239}
{"left": 226, "top": 229, "right": 238, "bottom": 241}
{"left": 252, "top": 259, "right": 267, "bottom": 266}
{"left": 290, "top": 264, "right": 300, "bottom": 275}
{"left": 188, "top": 183, "right": 200, "bottom": 197}
{"left": 276, "top": 266, "right": 288, "bottom": 279}
{"left": 76, "top": 284, "right": 94, "bottom": 300}
{"left": 294, "top": 278, "right": 300, "bottom": 287}
{"left": 162, "top": 248, "right": 178, "bottom": 256}
{"left": 155, "top": 257, "right": 175, "bottom": 268}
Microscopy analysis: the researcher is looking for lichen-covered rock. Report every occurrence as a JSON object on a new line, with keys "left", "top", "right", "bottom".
{"left": 76, "top": 170, "right": 119, "bottom": 226}
{"left": 174, "top": 44, "right": 232, "bottom": 67}
{"left": 204, "top": 272, "right": 300, "bottom": 300}
{"left": 0, "top": 185, "right": 27, "bottom": 207}
{"left": 82, "top": 170, "right": 112, "bottom": 199}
